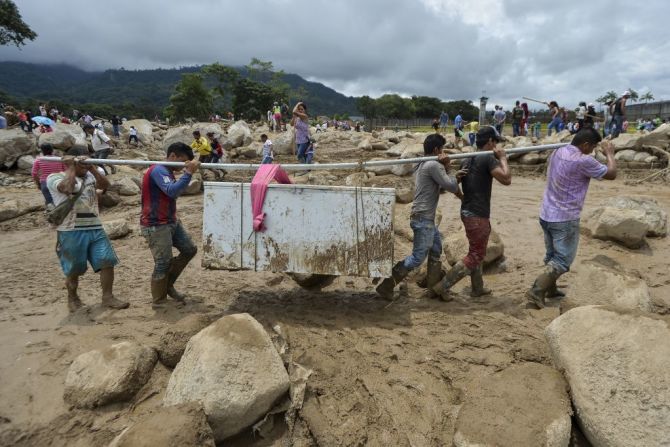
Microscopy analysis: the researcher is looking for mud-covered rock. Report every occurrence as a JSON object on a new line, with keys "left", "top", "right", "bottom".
{"left": 157, "top": 314, "right": 214, "bottom": 368}
{"left": 64, "top": 341, "right": 157, "bottom": 409}
{"left": 103, "top": 218, "right": 131, "bottom": 240}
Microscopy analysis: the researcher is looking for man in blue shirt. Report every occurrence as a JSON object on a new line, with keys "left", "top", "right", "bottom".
{"left": 454, "top": 111, "right": 465, "bottom": 147}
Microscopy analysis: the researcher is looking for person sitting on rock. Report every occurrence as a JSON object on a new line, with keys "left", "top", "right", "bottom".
{"left": 376, "top": 133, "right": 462, "bottom": 300}
{"left": 140, "top": 143, "right": 201, "bottom": 309}
{"left": 46, "top": 156, "right": 129, "bottom": 312}
{"left": 526, "top": 128, "right": 617, "bottom": 309}
{"left": 431, "top": 126, "right": 511, "bottom": 301}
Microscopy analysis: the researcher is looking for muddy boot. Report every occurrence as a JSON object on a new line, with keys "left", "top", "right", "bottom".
{"left": 376, "top": 261, "right": 410, "bottom": 300}
{"left": 525, "top": 266, "right": 560, "bottom": 309}
{"left": 420, "top": 258, "right": 445, "bottom": 298}
{"left": 151, "top": 276, "right": 169, "bottom": 309}
{"left": 546, "top": 283, "right": 566, "bottom": 299}
{"left": 431, "top": 261, "right": 471, "bottom": 302}
{"left": 167, "top": 254, "right": 194, "bottom": 303}
{"left": 66, "top": 276, "right": 83, "bottom": 313}
{"left": 100, "top": 268, "right": 129, "bottom": 309}
{"left": 469, "top": 265, "right": 492, "bottom": 298}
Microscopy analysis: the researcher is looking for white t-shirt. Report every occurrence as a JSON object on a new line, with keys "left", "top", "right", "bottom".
{"left": 577, "top": 106, "right": 586, "bottom": 120}
{"left": 129, "top": 127, "right": 138, "bottom": 136}
{"left": 262, "top": 139, "right": 274, "bottom": 159}
{"left": 91, "top": 129, "right": 111, "bottom": 152}
{"left": 46, "top": 172, "right": 102, "bottom": 231}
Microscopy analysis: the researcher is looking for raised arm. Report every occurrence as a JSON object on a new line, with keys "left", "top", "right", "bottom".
{"left": 491, "top": 146, "right": 512, "bottom": 185}
{"left": 600, "top": 141, "right": 617, "bottom": 180}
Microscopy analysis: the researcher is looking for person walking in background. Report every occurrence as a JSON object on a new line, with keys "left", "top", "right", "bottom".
{"left": 520, "top": 102, "right": 529, "bottom": 136}
{"left": 260, "top": 134, "right": 274, "bottom": 164}
{"left": 611, "top": 91, "right": 630, "bottom": 138}
{"left": 111, "top": 115, "right": 121, "bottom": 137}
{"left": 584, "top": 103, "right": 596, "bottom": 128}
{"left": 467, "top": 120, "right": 479, "bottom": 146}
{"left": 526, "top": 128, "right": 617, "bottom": 309}
{"left": 494, "top": 106, "right": 506, "bottom": 135}
{"left": 190, "top": 130, "right": 212, "bottom": 163}
{"left": 547, "top": 101, "right": 561, "bottom": 136}
{"left": 32, "top": 144, "right": 67, "bottom": 211}
{"left": 454, "top": 110, "right": 466, "bottom": 147}
{"left": 439, "top": 111, "right": 449, "bottom": 132}
{"left": 576, "top": 102, "right": 587, "bottom": 130}
{"left": 511, "top": 101, "right": 524, "bottom": 137}
{"left": 291, "top": 102, "right": 310, "bottom": 163}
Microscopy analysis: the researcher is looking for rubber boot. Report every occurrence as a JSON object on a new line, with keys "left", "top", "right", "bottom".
{"left": 431, "top": 261, "right": 471, "bottom": 302}
{"left": 419, "top": 258, "right": 445, "bottom": 298}
{"left": 525, "top": 266, "right": 560, "bottom": 309}
{"left": 100, "top": 267, "right": 129, "bottom": 309}
{"left": 469, "top": 264, "right": 492, "bottom": 298}
{"left": 151, "top": 276, "right": 169, "bottom": 309}
{"left": 546, "top": 283, "right": 566, "bottom": 299}
{"left": 66, "top": 276, "right": 84, "bottom": 313}
{"left": 167, "top": 252, "right": 195, "bottom": 302}
{"left": 376, "top": 261, "right": 410, "bottom": 300}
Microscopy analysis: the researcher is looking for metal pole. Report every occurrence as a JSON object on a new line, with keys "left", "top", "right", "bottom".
{"left": 41, "top": 143, "right": 564, "bottom": 172}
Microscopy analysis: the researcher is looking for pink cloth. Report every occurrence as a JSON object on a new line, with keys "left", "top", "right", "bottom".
{"left": 251, "top": 164, "right": 292, "bottom": 232}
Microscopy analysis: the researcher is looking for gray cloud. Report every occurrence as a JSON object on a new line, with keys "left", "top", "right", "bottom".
{"left": 1, "top": 0, "right": 668, "bottom": 110}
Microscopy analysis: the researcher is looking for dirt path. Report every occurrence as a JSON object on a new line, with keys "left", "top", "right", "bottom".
{"left": 0, "top": 166, "right": 668, "bottom": 446}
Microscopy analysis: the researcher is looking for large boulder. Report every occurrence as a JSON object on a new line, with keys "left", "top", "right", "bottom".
{"left": 109, "top": 176, "right": 141, "bottom": 196}
{"left": 109, "top": 403, "right": 215, "bottom": 447}
{"left": 0, "top": 128, "right": 36, "bottom": 167}
{"left": 597, "top": 196, "right": 667, "bottom": 237}
{"left": 637, "top": 122, "right": 670, "bottom": 149}
{"left": 103, "top": 218, "right": 131, "bottom": 240}
{"left": 16, "top": 155, "right": 35, "bottom": 171}
{"left": 610, "top": 133, "right": 640, "bottom": 150}
{"left": 395, "top": 184, "right": 414, "bottom": 204}
{"left": 122, "top": 119, "right": 154, "bottom": 144}
{"left": 37, "top": 123, "right": 84, "bottom": 150}
{"left": 582, "top": 206, "right": 649, "bottom": 248}
{"left": 227, "top": 121, "right": 252, "bottom": 148}
{"left": 561, "top": 256, "right": 652, "bottom": 313}
{"left": 163, "top": 126, "right": 194, "bottom": 151}
{"left": 518, "top": 152, "right": 542, "bottom": 165}
{"left": 99, "top": 191, "right": 121, "bottom": 208}
{"left": 545, "top": 306, "right": 670, "bottom": 447}
{"left": 164, "top": 313, "right": 290, "bottom": 441}
{"left": 614, "top": 149, "right": 637, "bottom": 162}
{"left": 272, "top": 129, "right": 295, "bottom": 155}
{"left": 157, "top": 314, "right": 213, "bottom": 368}
{"left": 453, "top": 363, "right": 571, "bottom": 447}
{"left": 443, "top": 224, "right": 505, "bottom": 267}
{"left": 0, "top": 198, "right": 43, "bottom": 222}
{"left": 64, "top": 341, "right": 157, "bottom": 409}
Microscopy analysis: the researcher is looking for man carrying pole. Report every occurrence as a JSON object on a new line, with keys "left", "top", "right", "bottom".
{"left": 526, "top": 128, "right": 616, "bottom": 308}
{"left": 376, "top": 133, "right": 462, "bottom": 300}
{"left": 140, "top": 143, "right": 201, "bottom": 308}
{"left": 431, "top": 126, "right": 511, "bottom": 300}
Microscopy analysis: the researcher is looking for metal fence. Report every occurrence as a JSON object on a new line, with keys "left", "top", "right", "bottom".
{"left": 626, "top": 101, "right": 670, "bottom": 121}
{"left": 363, "top": 118, "right": 435, "bottom": 130}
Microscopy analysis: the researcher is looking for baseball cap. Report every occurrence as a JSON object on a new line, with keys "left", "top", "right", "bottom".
{"left": 623, "top": 90, "right": 631, "bottom": 97}
{"left": 476, "top": 125, "right": 502, "bottom": 144}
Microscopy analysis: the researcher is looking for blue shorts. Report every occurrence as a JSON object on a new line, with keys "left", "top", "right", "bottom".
{"left": 56, "top": 229, "right": 119, "bottom": 276}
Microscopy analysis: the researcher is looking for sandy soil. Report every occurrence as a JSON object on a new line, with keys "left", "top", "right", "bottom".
{"left": 1, "top": 141, "right": 669, "bottom": 446}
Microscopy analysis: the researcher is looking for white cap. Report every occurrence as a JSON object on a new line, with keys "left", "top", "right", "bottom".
{"left": 623, "top": 90, "right": 631, "bottom": 96}
{"left": 588, "top": 103, "right": 594, "bottom": 107}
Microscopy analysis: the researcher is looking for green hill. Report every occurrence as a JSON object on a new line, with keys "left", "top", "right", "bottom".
{"left": 0, "top": 62, "right": 358, "bottom": 118}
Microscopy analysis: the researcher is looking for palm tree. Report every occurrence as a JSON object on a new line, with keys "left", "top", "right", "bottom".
{"left": 640, "top": 91, "right": 654, "bottom": 103}
{"left": 627, "top": 88, "right": 639, "bottom": 102}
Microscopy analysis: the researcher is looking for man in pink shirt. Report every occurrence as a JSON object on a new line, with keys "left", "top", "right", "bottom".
{"left": 526, "top": 128, "right": 617, "bottom": 308}
{"left": 32, "top": 144, "right": 67, "bottom": 211}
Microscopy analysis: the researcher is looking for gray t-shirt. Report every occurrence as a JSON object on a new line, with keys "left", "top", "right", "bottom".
{"left": 410, "top": 160, "right": 458, "bottom": 221}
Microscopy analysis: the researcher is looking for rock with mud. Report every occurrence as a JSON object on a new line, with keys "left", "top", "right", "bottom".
{"left": 164, "top": 313, "right": 290, "bottom": 441}
{"left": 37, "top": 124, "right": 84, "bottom": 150}
{"left": 614, "top": 149, "right": 637, "bottom": 162}
{"left": 562, "top": 256, "right": 652, "bottom": 313}
{"left": 109, "top": 402, "right": 215, "bottom": 447}
{"left": 545, "top": 306, "right": 670, "bottom": 447}
{"left": 0, "top": 129, "right": 36, "bottom": 167}
{"left": 443, "top": 224, "right": 504, "bottom": 267}
{"left": 227, "top": 121, "right": 252, "bottom": 148}
{"left": 16, "top": 155, "right": 35, "bottom": 171}
{"left": 582, "top": 205, "right": 650, "bottom": 248}
{"left": 0, "top": 198, "right": 43, "bottom": 222}
{"left": 103, "top": 218, "right": 131, "bottom": 240}
{"left": 109, "top": 176, "right": 141, "bottom": 196}
{"left": 183, "top": 173, "right": 203, "bottom": 195}
{"left": 344, "top": 172, "right": 369, "bottom": 187}
{"left": 289, "top": 273, "right": 337, "bottom": 290}
{"left": 518, "top": 152, "right": 542, "bottom": 165}
{"left": 157, "top": 314, "right": 214, "bottom": 368}
{"left": 395, "top": 184, "right": 414, "bottom": 204}
{"left": 64, "top": 341, "right": 157, "bottom": 409}
{"left": 272, "top": 130, "right": 295, "bottom": 155}
{"left": 453, "top": 363, "right": 571, "bottom": 447}
{"left": 99, "top": 190, "right": 121, "bottom": 208}
{"left": 596, "top": 196, "right": 667, "bottom": 237}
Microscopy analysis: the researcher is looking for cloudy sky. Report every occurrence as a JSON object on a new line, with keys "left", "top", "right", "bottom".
{"left": 2, "top": 0, "right": 668, "bottom": 109}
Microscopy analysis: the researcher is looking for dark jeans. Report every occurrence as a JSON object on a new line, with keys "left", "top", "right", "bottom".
{"left": 402, "top": 218, "right": 442, "bottom": 270}
{"left": 112, "top": 124, "right": 120, "bottom": 137}
{"left": 141, "top": 221, "right": 197, "bottom": 279}
{"left": 611, "top": 116, "right": 624, "bottom": 138}
{"left": 296, "top": 142, "right": 310, "bottom": 163}
{"left": 40, "top": 181, "right": 53, "bottom": 205}
{"left": 512, "top": 122, "right": 520, "bottom": 137}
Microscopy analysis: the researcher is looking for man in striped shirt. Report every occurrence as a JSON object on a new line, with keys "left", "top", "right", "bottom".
{"left": 140, "top": 143, "right": 201, "bottom": 308}
{"left": 32, "top": 144, "right": 66, "bottom": 211}
{"left": 47, "top": 157, "right": 129, "bottom": 312}
{"left": 526, "top": 128, "right": 616, "bottom": 308}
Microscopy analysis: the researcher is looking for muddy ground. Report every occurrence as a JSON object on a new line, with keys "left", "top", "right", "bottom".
{"left": 0, "top": 141, "right": 669, "bottom": 446}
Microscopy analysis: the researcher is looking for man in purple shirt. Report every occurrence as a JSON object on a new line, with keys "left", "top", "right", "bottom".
{"left": 526, "top": 128, "right": 616, "bottom": 308}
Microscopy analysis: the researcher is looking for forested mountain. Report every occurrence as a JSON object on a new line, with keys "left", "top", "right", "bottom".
{"left": 0, "top": 62, "right": 358, "bottom": 118}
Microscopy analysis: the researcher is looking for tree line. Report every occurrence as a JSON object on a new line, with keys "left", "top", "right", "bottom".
{"left": 356, "top": 95, "right": 479, "bottom": 121}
